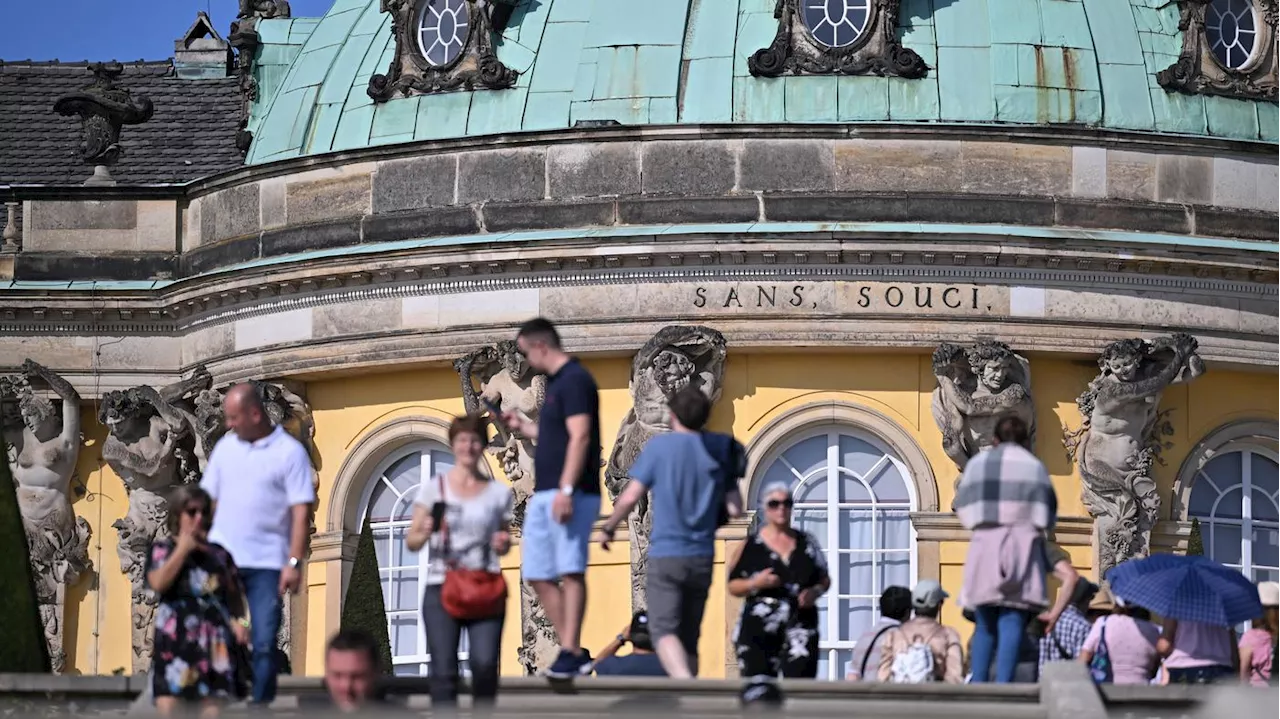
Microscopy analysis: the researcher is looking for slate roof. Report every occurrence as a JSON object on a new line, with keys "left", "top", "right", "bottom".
{"left": 0, "top": 60, "right": 243, "bottom": 186}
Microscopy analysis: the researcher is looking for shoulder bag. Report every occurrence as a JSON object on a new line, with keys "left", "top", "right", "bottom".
{"left": 436, "top": 475, "right": 508, "bottom": 621}
{"left": 1088, "top": 618, "right": 1114, "bottom": 684}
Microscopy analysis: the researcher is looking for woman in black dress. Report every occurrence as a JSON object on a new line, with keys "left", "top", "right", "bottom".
{"left": 146, "top": 486, "right": 249, "bottom": 717}
{"left": 728, "top": 481, "right": 831, "bottom": 703}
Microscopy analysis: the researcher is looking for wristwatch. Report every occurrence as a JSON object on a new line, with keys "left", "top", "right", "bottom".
{"left": 287, "top": 556, "right": 301, "bottom": 569}
{"left": 559, "top": 485, "right": 575, "bottom": 497}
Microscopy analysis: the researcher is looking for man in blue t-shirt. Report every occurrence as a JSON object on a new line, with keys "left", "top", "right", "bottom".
{"left": 501, "top": 317, "right": 603, "bottom": 678}
{"left": 596, "top": 386, "right": 744, "bottom": 678}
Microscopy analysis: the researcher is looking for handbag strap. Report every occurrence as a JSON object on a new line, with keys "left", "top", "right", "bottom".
{"left": 436, "top": 474, "right": 456, "bottom": 569}
{"left": 860, "top": 623, "right": 896, "bottom": 678}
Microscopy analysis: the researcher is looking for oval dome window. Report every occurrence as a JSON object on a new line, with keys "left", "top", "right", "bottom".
{"left": 801, "top": 0, "right": 872, "bottom": 49}
{"left": 416, "top": 0, "right": 471, "bottom": 68}
{"left": 1206, "top": 0, "right": 1260, "bottom": 71}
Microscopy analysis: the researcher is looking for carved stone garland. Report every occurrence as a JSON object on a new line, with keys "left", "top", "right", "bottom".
{"left": 1064, "top": 333, "right": 1206, "bottom": 580}
{"left": 52, "top": 62, "right": 155, "bottom": 183}
{"left": 605, "top": 326, "right": 728, "bottom": 612}
{"left": 748, "top": 0, "right": 928, "bottom": 79}
{"left": 454, "top": 342, "right": 557, "bottom": 675}
{"left": 1157, "top": 0, "right": 1278, "bottom": 103}
{"left": 368, "top": 0, "right": 518, "bottom": 102}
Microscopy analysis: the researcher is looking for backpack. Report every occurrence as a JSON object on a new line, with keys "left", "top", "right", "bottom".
{"left": 699, "top": 431, "right": 746, "bottom": 527}
{"left": 889, "top": 628, "right": 942, "bottom": 684}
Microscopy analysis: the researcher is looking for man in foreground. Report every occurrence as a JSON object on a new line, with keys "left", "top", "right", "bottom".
{"left": 595, "top": 386, "right": 744, "bottom": 678}
{"left": 201, "top": 384, "right": 316, "bottom": 707}
{"left": 502, "top": 318, "right": 604, "bottom": 678}
{"left": 321, "top": 630, "right": 390, "bottom": 712}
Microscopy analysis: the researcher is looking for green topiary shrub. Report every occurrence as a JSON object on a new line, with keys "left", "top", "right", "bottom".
{"left": 341, "top": 515, "right": 393, "bottom": 674}
{"left": 0, "top": 437, "right": 51, "bottom": 672}
{"left": 1187, "top": 516, "right": 1204, "bottom": 556}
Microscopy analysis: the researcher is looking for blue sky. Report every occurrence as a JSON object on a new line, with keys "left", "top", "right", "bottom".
{"left": 1, "top": 0, "right": 336, "bottom": 62}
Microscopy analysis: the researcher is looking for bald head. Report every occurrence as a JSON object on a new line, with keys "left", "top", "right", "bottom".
{"left": 223, "top": 383, "right": 271, "bottom": 441}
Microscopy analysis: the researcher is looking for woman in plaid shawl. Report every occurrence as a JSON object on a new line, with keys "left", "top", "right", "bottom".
{"left": 955, "top": 415, "right": 1058, "bottom": 683}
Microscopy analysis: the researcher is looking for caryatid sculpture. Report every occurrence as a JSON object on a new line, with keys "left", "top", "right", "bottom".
{"left": 0, "top": 360, "right": 92, "bottom": 674}
{"left": 606, "top": 326, "right": 728, "bottom": 611}
{"left": 932, "top": 341, "right": 1035, "bottom": 506}
{"left": 1066, "top": 333, "right": 1206, "bottom": 578}
{"left": 100, "top": 370, "right": 212, "bottom": 674}
{"left": 455, "top": 341, "right": 554, "bottom": 675}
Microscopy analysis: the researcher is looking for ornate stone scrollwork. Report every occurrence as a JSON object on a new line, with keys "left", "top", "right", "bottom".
{"left": 52, "top": 62, "right": 155, "bottom": 171}
{"left": 367, "top": 0, "right": 519, "bottom": 102}
{"left": 238, "top": 0, "right": 291, "bottom": 19}
{"left": 1, "top": 360, "right": 92, "bottom": 675}
{"left": 932, "top": 340, "right": 1035, "bottom": 504}
{"left": 1065, "top": 333, "right": 1207, "bottom": 579}
{"left": 454, "top": 341, "right": 554, "bottom": 675}
{"left": 605, "top": 326, "right": 728, "bottom": 611}
{"left": 748, "top": 0, "right": 928, "bottom": 79}
{"left": 1157, "top": 0, "right": 1278, "bottom": 103}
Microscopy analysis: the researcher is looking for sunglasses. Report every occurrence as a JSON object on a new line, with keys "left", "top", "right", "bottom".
{"left": 765, "top": 498, "right": 794, "bottom": 510}
{"left": 183, "top": 506, "right": 208, "bottom": 518}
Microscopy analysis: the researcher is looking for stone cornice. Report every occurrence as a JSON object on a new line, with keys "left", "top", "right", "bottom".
{"left": 911, "top": 512, "right": 1095, "bottom": 545}
{"left": 1, "top": 227, "right": 1275, "bottom": 336}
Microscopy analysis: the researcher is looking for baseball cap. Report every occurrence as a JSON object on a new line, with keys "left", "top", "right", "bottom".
{"left": 912, "top": 579, "right": 949, "bottom": 611}
{"left": 1259, "top": 581, "right": 1280, "bottom": 607}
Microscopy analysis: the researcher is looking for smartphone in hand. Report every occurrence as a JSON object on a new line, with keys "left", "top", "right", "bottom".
{"left": 431, "top": 501, "right": 447, "bottom": 527}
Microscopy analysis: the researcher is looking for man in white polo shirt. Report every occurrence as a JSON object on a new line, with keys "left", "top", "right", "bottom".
{"left": 201, "top": 383, "right": 316, "bottom": 707}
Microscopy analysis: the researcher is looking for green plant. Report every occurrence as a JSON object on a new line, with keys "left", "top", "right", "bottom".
{"left": 340, "top": 515, "right": 393, "bottom": 674}
{"left": 0, "top": 437, "right": 51, "bottom": 673}
{"left": 1187, "top": 516, "right": 1204, "bottom": 556}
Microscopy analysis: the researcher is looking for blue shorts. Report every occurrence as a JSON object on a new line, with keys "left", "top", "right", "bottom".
{"left": 521, "top": 490, "right": 601, "bottom": 582}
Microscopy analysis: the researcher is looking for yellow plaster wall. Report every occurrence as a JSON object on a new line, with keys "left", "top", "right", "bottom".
{"left": 59, "top": 354, "right": 1278, "bottom": 677}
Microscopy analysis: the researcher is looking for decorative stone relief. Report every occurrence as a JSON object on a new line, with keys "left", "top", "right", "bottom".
{"left": 1065, "top": 333, "right": 1206, "bottom": 579}
{"left": 100, "top": 371, "right": 212, "bottom": 674}
{"left": 455, "top": 340, "right": 555, "bottom": 674}
{"left": 52, "top": 62, "right": 155, "bottom": 183}
{"left": 0, "top": 360, "right": 92, "bottom": 674}
{"left": 748, "top": 0, "right": 928, "bottom": 79}
{"left": 605, "top": 326, "right": 728, "bottom": 611}
{"left": 1157, "top": 0, "right": 1278, "bottom": 103}
{"left": 367, "top": 0, "right": 519, "bottom": 102}
{"left": 238, "top": 0, "right": 291, "bottom": 19}
{"left": 932, "top": 340, "right": 1035, "bottom": 504}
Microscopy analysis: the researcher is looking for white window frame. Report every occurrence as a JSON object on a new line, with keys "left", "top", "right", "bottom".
{"left": 1188, "top": 442, "right": 1280, "bottom": 583}
{"left": 751, "top": 426, "right": 919, "bottom": 680}
{"left": 355, "top": 440, "right": 469, "bottom": 676}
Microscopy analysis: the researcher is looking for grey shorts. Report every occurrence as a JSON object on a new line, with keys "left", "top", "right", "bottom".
{"left": 646, "top": 555, "right": 715, "bottom": 655}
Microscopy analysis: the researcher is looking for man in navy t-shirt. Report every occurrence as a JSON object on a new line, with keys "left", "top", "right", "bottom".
{"left": 501, "top": 317, "right": 602, "bottom": 678}
{"left": 596, "top": 386, "right": 744, "bottom": 678}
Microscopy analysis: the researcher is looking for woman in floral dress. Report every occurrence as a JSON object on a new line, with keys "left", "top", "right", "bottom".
{"left": 146, "top": 486, "right": 250, "bottom": 717}
{"left": 728, "top": 481, "right": 831, "bottom": 704}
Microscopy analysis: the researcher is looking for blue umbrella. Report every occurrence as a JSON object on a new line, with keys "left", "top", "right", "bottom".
{"left": 1105, "top": 553, "right": 1264, "bottom": 626}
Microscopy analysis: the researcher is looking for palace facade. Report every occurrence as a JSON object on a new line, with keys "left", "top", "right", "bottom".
{"left": 0, "top": 0, "right": 1276, "bottom": 681}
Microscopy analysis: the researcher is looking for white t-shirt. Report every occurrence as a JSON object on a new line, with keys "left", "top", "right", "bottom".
{"left": 202, "top": 425, "right": 316, "bottom": 570}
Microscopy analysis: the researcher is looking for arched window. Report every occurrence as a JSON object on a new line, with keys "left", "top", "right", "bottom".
{"left": 358, "top": 441, "right": 466, "bottom": 676}
{"left": 752, "top": 427, "right": 917, "bottom": 680}
{"left": 1188, "top": 446, "right": 1279, "bottom": 584}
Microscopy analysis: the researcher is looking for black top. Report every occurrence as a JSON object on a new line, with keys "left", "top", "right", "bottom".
{"left": 729, "top": 529, "right": 829, "bottom": 626}
{"left": 534, "top": 358, "right": 602, "bottom": 494}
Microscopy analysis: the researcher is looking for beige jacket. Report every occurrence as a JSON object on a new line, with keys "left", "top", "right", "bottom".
{"left": 877, "top": 617, "right": 965, "bottom": 684}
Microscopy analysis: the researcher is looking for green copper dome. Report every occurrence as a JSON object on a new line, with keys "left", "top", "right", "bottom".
{"left": 243, "top": 0, "right": 1278, "bottom": 165}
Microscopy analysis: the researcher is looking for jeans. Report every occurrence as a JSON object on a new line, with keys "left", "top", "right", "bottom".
{"left": 520, "top": 490, "right": 602, "bottom": 581}
{"left": 1168, "top": 665, "right": 1232, "bottom": 684}
{"left": 240, "top": 568, "right": 283, "bottom": 704}
{"left": 422, "top": 584, "right": 504, "bottom": 706}
{"left": 970, "top": 606, "right": 1029, "bottom": 683}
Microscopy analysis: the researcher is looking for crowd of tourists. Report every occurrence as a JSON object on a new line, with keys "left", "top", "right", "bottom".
{"left": 134, "top": 318, "right": 1277, "bottom": 716}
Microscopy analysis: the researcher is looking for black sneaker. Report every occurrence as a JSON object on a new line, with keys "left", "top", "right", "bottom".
{"left": 545, "top": 649, "right": 591, "bottom": 679}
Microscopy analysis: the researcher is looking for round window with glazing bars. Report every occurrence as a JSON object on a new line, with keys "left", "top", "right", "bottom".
{"left": 416, "top": 0, "right": 470, "bottom": 68}
{"left": 801, "top": 0, "right": 872, "bottom": 49}
{"left": 1205, "top": 0, "right": 1261, "bottom": 71}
